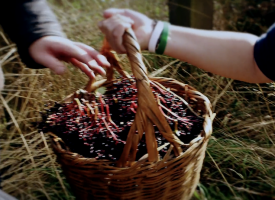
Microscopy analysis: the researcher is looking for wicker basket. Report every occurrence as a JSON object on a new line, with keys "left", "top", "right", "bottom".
{"left": 50, "top": 29, "right": 215, "bottom": 200}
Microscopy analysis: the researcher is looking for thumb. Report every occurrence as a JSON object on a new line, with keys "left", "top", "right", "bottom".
{"left": 39, "top": 54, "right": 66, "bottom": 75}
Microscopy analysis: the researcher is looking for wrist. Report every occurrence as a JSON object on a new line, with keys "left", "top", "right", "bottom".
{"left": 144, "top": 19, "right": 157, "bottom": 50}
{"left": 148, "top": 21, "right": 170, "bottom": 54}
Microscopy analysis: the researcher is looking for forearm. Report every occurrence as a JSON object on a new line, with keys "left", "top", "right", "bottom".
{"left": 165, "top": 25, "right": 271, "bottom": 83}
{"left": 0, "top": 0, "right": 65, "bottom": 69}
{"left": 100, "top": 8, "right": 274, "bottom": 83}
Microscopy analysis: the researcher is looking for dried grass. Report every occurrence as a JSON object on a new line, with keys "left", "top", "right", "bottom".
{"left": 1, "top": 0, "right": 275, "bottom": 199}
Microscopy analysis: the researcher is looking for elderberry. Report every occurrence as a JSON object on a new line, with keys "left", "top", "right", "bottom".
{"left": 39, "top": 77, "right": 204, "bottom": 163}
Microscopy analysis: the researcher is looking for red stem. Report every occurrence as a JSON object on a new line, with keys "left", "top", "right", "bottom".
{"left": 102, "top": 118, "right": 118, "bottom": 140}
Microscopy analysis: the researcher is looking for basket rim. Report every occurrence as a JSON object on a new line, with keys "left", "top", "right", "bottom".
{"left": 49, "top": 130, "right": 207, "bottom": 171}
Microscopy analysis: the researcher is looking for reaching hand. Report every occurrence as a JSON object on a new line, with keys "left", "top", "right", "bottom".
{"left": 29, "top": 36, "right": 110, "bottom": 79}
{"left": 98, "top": 8, "right": 154, "bottom": 53}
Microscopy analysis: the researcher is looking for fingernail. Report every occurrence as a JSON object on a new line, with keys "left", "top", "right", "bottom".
{"left": 104, "top": 61, "right": 111, "bottom": 67}
{"left": 98, "top": 55, "right": 110, "bottom": 67}
{"left": 88, "top": 60, "right": 106, "bottom": 76}
{"left": 90, "top": 71, "right": 95, "bottom": 79}
{"left": 100, "top": 69, "right": 106, "bottom": 76}
{"left": 88, "top": 60, "right": 98, "bottom": 66}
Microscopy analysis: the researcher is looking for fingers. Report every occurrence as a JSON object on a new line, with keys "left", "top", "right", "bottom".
{"left": 29, "top": 36, "right": 109, "bottom": 79}
{"left": 103, "top": 8, "right": 146, "bottom": 25}
{"left": 70, "top": 58, "right": 95, "bottom": 79}
{"left": 98, "top": 14, "right": 133, "bottom": 53}
{"left": 55, "top": 42, "right": 106, "bottom": 76}
{"left": 99, "top": 14, "right": 134, "bottom": 28}
{"left": 100, "top": 9, "right": 154, "bottom": 51}
{"left": 38, "top": 54, "right": 67, "bottom": 75}
{"left": 112, "top": 24, "right": 129, "bottom": 53}
{"left": 74, "top": 42, "right": 110, "bottom": 67}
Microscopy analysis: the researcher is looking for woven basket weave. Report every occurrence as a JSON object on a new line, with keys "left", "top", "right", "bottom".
{"left": 50, "top": 29, "right": 215, "bottom": 200}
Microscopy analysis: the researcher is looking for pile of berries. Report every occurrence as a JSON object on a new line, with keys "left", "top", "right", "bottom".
{"left": 39, "top": 77, "right": 204, "bottom": 162}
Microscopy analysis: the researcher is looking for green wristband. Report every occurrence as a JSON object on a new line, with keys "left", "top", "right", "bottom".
{"left": 155, "top": 22, "right": 170, "bottom": 55}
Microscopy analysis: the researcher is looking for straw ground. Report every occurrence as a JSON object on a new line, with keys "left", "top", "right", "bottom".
{"left": 0, "top": 0, "right": 275, "bottom": 199}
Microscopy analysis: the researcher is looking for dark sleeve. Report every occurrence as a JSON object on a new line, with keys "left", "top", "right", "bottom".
{"left": 0, "top": 0, "right": 66, "bottom": 69}
{"left": 254, "top": 23, "right": 275, "bottom": 81}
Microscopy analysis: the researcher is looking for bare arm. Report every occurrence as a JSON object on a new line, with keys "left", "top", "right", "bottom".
{"left": 165, "top": 26, "right": 270, "bottom": 83}
{"left": 99, "top": 8, "right": 271, "bottom": 83}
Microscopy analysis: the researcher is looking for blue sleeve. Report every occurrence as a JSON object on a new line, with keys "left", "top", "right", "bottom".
{"left": 254, "top": 23, "right": 275, "bottom": 81}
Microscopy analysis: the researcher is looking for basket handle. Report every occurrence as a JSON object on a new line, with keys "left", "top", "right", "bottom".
{"left": 116, "top": 28, "right": 183, "bottom": 167}
{"left": 85, "top": 39, "right": 131, "bottom": 92}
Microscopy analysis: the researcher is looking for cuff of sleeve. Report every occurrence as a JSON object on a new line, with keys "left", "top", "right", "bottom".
{"left": 254, "top": 36, "right": 275, "bottom": 81}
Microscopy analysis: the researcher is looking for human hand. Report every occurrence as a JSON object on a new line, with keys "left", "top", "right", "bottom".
{"left": 98, "top": 8, "right": 154, "bottom": 53}
{"left": 29, "top": 36, "right": 110, "bottom": 79}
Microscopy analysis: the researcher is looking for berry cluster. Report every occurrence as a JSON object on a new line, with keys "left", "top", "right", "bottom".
{"left": 39, "top": 77, "right": 204, "bottom": 162}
